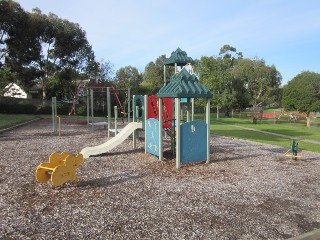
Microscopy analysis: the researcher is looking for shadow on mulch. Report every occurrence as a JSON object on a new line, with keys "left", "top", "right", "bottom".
{"left": 97, "top": 147, "right": 144, "bottom": 157}
{"left": 75, "top": 172, "right": 146, "bottom": 188}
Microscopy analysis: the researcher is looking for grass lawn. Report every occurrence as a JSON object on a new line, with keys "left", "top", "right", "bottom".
{"left": 210, "top": 121, "right": 320, "bottom": 153}
{"left": 205, "top": 112, "right": 320, "bottom": 153}
{"left": 0, "top": 114, "right": 39, "bottom": 130}
{"left": 214, "top": 116, "right": 320, "bottom": 142}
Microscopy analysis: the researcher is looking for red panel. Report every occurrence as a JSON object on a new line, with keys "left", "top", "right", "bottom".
{"left": 147, "top": 95, "right": 172, "bottom": 128}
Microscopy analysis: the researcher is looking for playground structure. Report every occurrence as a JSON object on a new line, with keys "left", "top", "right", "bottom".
{"left": 51, "top": 86, "right": 131, "bottom": 137}
{"left": 284, "top": 139, "right": 304, "bottom": 160}
{"left": 36, "top": 48, "right": 213, "bottom": 186}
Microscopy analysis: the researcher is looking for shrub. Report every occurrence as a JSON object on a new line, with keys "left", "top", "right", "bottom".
{"left": 37, "top": 105, "right": 52, "bottom": 115}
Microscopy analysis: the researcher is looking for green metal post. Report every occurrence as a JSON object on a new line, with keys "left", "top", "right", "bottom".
{"left": 191, "top": 98, "right": 194, "bottom": 121}
{"left": 52, "top": 97, "right": 57, "bottom": 133}
{"left": 127, "top": 88, "right": 131, "bottom": 123}
{"left": 107, "top": 87, "right": 111, "bottom": 138}
{"left": 90, "top": 88, "right": 94, "bottom": 130}
{"left": 132, "top": 95, "right": 136, "bottom": 149}
{"left": 186, "top": 99, "right": 190, "bottom": 122}
{"left": 114, "top": 106, "right": 118, "bottom": 136}
{"left": 175, "top": 98, "right": 181, "bottom": 168}
{"left": 144, "top": 95, "right": 148, "bottom": 154}
{"left": 86, "top": 89, "right": 89, "bottom": 125}
{"left": 206, "top": 98, "right": 211, "bottom": 164}
{"left": 159, "top": 98, "right": 163, "bottom": 161}
{"left": 164, "top": 65, "right": 166, "bottom": 85}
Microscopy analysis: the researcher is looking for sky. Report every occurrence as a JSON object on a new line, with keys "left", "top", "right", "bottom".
{"left": 16, "top": 0, "right": 320, "bottom": 84}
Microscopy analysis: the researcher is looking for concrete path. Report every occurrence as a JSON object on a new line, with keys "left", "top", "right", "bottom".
{"left": 213, "top": 121, "right": 320, "bottom": 145}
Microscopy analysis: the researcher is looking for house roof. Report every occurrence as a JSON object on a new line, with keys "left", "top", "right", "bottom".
{"left": 3, "top": 83, "right": 27, "bottom": 98}
{"left": 157, "top": 68, "right": 212, "bottom": 98}
{"left": 164, "top": 48, "right": 194, "bottom": 66}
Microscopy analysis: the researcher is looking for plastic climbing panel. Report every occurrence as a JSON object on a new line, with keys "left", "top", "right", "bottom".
{"left": 180, "top": 121, "right": 207, "bottom": 163}
{"left": 147, "top": 95, "right": 172, "bottom": 128}
{"left": 145, "top": 118, "right": 160, "bottom": 156}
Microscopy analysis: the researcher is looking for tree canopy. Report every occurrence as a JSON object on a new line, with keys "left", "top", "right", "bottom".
{"left": 0, "top": 0, "right": 112, "bottom": 100}
{"left": 195, "top": 45, "right": 282, "bottom": 119}
{"left": 142, "top": 55, "right": 174, "bottom": 94}
{"left": 115, "top": 66, "right": 143, "bottom": 94}
{"left": 282, "top": 71, "right": 320, "bottom": 127}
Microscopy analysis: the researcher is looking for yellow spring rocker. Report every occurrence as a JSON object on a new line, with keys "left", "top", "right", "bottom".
{"left": 284, "top": 139, "right": 303, "bottom": 160}
{"left": 36, "top": 152, "right": 84, "bottom": 186}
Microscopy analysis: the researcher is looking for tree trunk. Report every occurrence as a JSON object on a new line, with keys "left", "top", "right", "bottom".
{"left": 216, "top": 105, "right": 219, "bottom": 120}
{"left": 306, "top": 116, "right": 311, "bottom": 128}
{"left": 42, "top": 78, "right": 46, "bottom": 100}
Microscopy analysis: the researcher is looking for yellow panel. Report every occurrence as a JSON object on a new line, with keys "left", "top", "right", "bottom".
{"left": 51, "top": 153, "right": 84, "bottom": 187}
{"left": 36, "top": 152, "right": 84, "bottom": 186}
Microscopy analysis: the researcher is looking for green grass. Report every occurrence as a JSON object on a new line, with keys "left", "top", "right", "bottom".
{"left": 214, "top": 116, "right": 320, "bottom": 142}
{"left": 0, "top": 114, "right": 39, "bottom": 130}
{"left": 210, "top": 121, "right": 320, "bottom": 153}
{"left": 203, "top": 114, "right": 320, "bottom": 153}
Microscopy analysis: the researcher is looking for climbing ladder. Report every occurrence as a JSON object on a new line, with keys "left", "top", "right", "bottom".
{"left": 111, "top": 85, "right": 125, "bottom": 116}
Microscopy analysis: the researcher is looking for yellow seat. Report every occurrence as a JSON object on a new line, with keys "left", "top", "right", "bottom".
{"left": 36, "top": 152, "right": 83, "bottom": 186}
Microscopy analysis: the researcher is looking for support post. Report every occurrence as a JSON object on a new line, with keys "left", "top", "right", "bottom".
{"left": 206, "top": 99, "right": 211, "bottom": 164}
{"left": 144, "top": 95, "right": 148, "bottom": 154}
{"left": 159, "top": 98, "right": 163, "bottom": 161}
{"left": 127, "top": 88, "right": 131, "bottom": 123}
{"left": 86, "top": 89, "right": 89, "bottom": 125}
{"left": 132, "top": 95, "right": 136, "bottom": 122}
{"left": 132, "top": 95, "right": 136, "bottom": 149}
{"left": 164, "top": 65, "right": 166, "bottom": 85}
{"left": 90, "top": 88, "right": 94, "bottom": 130}
{"left": 107, "top": 87, "right": 111, "bottom": 138}
{"left": 191, "top": 98, "right": 194, "bottom": 121}
{"left": 186, "top": 99, "right": 190, "bottom": 122}
{"left": 114, "top": 106, "right": 118, "bottom": 136}
{"left": 175, "top": 98, "right": 181, "bottom": 168}
{"left": 52, "top": 97, "right": 57, "bottom": 133}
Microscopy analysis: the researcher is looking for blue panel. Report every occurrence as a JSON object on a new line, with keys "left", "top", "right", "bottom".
{"left": 145, "top": 118, "right": 160, "bottom": 156}
{"left": 180, "top": 121, "right": 207, "bottom": 163}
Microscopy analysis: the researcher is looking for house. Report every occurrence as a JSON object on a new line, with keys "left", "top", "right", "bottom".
{"left": 3, "top": 83, "right": 27, "bottom": 99}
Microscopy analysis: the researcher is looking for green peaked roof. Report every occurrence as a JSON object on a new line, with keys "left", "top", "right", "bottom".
{"left": 164, "top": 48, "right": 194, "bottom": 66}
{"left": 157, "top": 68, "right": 213, "bottom": 98}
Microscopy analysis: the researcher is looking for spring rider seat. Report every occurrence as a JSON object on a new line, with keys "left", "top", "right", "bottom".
{"left": 36, "top": 152, "right": 84, "bottom": 186}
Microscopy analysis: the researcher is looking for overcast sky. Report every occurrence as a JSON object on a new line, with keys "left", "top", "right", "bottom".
{"left": 16, "top": 0, "right": 320, "bottom": 84}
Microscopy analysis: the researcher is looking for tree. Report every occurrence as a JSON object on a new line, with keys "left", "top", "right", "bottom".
{"left": 0, "top": 0, "right": 27, "bottom": 65}
{"left": 282, "top": 71, "right": 320, "bottom": 127}
{"left": 86, "top": 59, "right": 114, "bottom": 83}
{"left": 0, "top": 0, "right": 39, "bottom": 90}
{"left": 233, "top": 58, "right": 282, "bottom": 114}
{"left": 0, "top": 66, "right": 16, "bottom": 95}
{"left": 142, "top": 55, "right": 174, "bottom": 94}
{"left": 46, "top": 68, "right": 77, "bottom": 100}
{"left": 196, "top": 45, "right": 243, "bottom": 119}
{"left": 26, "top": 9, "right": 91, "bottom": 99}
{"left": 0, "top": 1, "right": 108, "bottom": 100}
{"left": 115, "top": 66, "right": 143, "bottom": 94}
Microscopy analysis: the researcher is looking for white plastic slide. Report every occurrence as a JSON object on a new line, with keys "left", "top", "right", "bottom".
{"left": 80, "top": 122, "right": 142, "bottom": 158}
